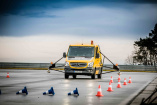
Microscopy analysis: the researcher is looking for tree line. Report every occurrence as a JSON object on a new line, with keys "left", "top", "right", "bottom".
{"left": 125, "top": 23, "right": 157, "bottom": 65}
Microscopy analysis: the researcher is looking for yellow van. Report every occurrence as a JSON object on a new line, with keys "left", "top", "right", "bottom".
{"left": 63, "top": 41, "right": 103, "bottom": 79}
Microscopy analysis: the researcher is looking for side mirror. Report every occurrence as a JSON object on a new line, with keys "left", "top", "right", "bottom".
{"left": 96, "top": 53, "right": 99, "bottom": 58}
{"left": 63, "top": 52, "right": 66, "bottom": 58}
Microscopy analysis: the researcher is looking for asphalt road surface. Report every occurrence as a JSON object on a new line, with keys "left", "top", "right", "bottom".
{"left": 0, "top": 69, "right": 156, "bottom": 105}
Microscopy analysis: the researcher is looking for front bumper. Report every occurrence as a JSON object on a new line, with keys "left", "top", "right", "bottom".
{"left": 64, "top": 67, "right": 95, "bottom": 75}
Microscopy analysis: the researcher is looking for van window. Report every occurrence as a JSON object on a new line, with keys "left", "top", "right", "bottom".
{"left": 68, "top": 46, "right": 94, "bottom": 57}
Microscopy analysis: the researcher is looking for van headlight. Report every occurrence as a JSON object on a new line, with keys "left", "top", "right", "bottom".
{"left": 65, "top": 62, "right": 69, "bottom": 67}
{"left": 88, "top": 62, "right": 94, "bottom": 67}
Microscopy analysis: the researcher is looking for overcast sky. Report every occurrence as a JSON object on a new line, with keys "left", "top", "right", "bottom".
{"left": 0, "top": 0, "right": 157, "bottom": 64}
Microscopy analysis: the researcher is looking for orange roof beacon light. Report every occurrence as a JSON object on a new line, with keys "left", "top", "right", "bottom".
{"left": 116, "top": 63, "right": 118, "bottom": 66}
{"left": 51, "top": 62, "right": 53, "bottom": 64}
{"left": 91, "top": 40, "right": 93, "bottom": 45}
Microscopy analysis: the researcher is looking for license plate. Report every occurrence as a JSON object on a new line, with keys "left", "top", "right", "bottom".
{"left": 74, "top": 71, "right": 82, "bottom": 73}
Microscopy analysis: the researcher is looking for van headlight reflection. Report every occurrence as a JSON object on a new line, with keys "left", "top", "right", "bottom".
{"left": 88, "top": 62, "right": 94, "bottom": 67}
{"left": 65, "top": 62, "right": 69, "bottom": 67}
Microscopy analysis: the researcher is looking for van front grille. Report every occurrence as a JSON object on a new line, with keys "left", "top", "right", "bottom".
{"left": 70, "top": 62, "right": 87, "bottom": 67}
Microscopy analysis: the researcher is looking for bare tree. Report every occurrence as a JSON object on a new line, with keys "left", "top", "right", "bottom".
{"left": 125, "top": 52, "right": 134, "bottom": 65}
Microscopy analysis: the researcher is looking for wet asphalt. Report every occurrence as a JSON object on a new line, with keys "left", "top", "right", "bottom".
{"left": 0, "top": 69, "right": 156, "bottom": 105}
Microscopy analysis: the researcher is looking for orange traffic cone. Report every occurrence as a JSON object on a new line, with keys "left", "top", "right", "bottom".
{"left": 110, "top": 76, "right": 113, "bottom": 83}
{"left": 118, "top": 75, "right": 121, "bottom": 81}
{"left": 128, "top": 77, "right": 132, "bottom": 83}
{"left": 96, "top": 85, "right": 103, "bottom": 97}
{"left": 117, "top": 80, "right": 122, "bottom": 88}
{"left": 107, "top": 82, "right": 113, "bottom": 92}
{"left": 123, "top": 78, "right": 127, "bottom": 85}
{"left": 6, "top": 72, "right": 10, "bottom": 78}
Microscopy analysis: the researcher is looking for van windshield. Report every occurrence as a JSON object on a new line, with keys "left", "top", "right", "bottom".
{"left": 68, "top": 46, "right": 94, "bottom": 57}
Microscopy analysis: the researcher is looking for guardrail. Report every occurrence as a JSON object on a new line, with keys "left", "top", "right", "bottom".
{"left": 103, "top": 65, "right": 157, "bottom": 71}
{"left": 0, "top": 62, "right": 51, "bottom": 68}
{"left": 0, "top": 62, "right": 156, "bottom": 71}
{"left": 0, "top": 62, "right": 65, "bottom": 69}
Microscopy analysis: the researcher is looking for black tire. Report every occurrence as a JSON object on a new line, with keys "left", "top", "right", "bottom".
{"left": 98, "top": 67, "right": 102, "bottom": 79}
{"left": 98, "top": 73, "right": 101, "bottom": 79}
{"left": 73, "top": 75, "right": 77, "bottom": 79}
{"left": 91, "top": 73, "right": 95, "bottom": 79}
{"left": 91, "top": 69, "right": 96, "bottom": 79}
{"left": 65, "top": 74, "right": 69, "bottom": 79}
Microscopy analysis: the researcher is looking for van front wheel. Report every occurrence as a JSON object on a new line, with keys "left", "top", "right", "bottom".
{"left": 91, "top": 74, "right": 95, "bottom": 79}
{"left": 91, "top": 70, "right": 95, "bottom": 79}
{"left": 73, "top": 75, "right": 76, "bottom": 79}
{"left": 98, "top": 67, "right": 102, "bottom": 79}
{"left": 65, "top": 74, "right": 69, "bottom": 79}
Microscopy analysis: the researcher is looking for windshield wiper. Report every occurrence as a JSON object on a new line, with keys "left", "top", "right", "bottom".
{"left": 75, "top": 56, "right": 92, "bottom": 58}
{"left": 85, "top": 56, "right": 92, "bottom": 58}
{"left": 68, "top": 56, "right": 92, "bottom": 58}
{"left": 68, "top": 56, "right": 75, "bottom": 58}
